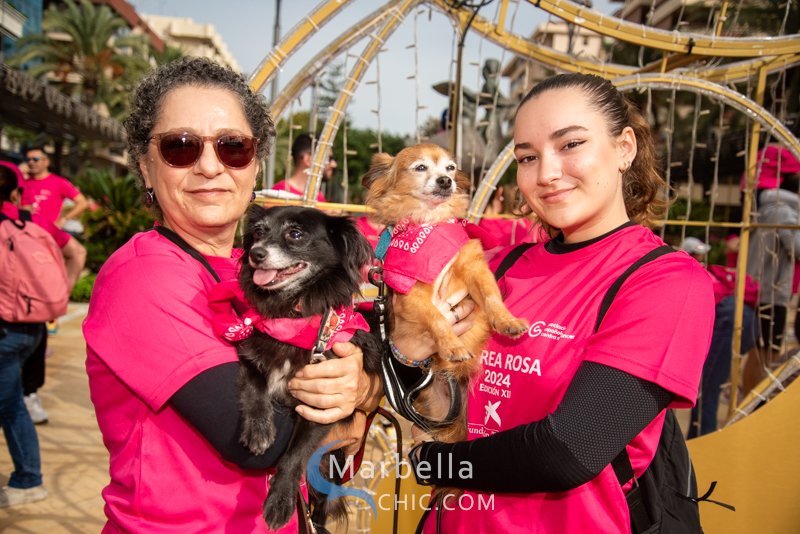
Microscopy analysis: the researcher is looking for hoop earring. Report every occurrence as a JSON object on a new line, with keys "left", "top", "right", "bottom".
{"left": 250, "top": 191, "right": 256, "bottom": 203}
{"left": 144, "top": 188, "right": 155, "bottom": 206}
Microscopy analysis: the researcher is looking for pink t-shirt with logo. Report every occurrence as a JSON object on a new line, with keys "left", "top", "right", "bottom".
{"left": 426, "top": 224, "right": 715, "bottom": 534}
{"left": 20, "top": 173, "right": 80, "bottom": 223}
{"left": 83, "top": 230, "right": 300, "bottom": 533}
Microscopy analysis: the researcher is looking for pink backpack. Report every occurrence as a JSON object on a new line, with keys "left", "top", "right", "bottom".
{"left": 0, "top": 211, "right": 69, "bottom": 323}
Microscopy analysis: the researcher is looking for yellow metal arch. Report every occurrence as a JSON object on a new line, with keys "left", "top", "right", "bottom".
{"left": 431, "top": 0, "right": 635, "bottom": 79}
{"left": 530, "top": 0, "right": 800, "bottom": 58}
{"left": 433, "top": 0, "right": 800, "bottom": 85}
{"left": 304, "top": 0, "right": 422, "bottom": 205}
{"left": 269, "top": 1, "right": 402, "bottom": 121}
{"left": 248, "top": 0, "right": 353, "bottom": 94}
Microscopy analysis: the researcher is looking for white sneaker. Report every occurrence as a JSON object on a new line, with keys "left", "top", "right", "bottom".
{"left": 23, "top": 393, "right": 49, "bottom": 425}
{"left": 0, "top": 485, "right": 48, "bottom": 507}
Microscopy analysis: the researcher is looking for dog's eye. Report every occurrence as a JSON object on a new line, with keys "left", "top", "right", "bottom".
{"left": 252, "top": 227, "right": 265, "bottom": 240}
{"left": 446, "top": 164, "right": 456, "bottom": 172}
{"left": 414, "top": 164, "right": 427, "bottom": 172}
{"left": 287, "top": 229, "right": 303, "bottom": 241}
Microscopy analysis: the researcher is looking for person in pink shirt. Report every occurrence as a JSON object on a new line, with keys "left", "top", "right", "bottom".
{"left": 82, "top": 58, "right": 381, "bottom": 533}
{"left": 20, "top": 147, "right": 88, "bottom": 228}
{"left": 477, "top": 184, "right": 535, "bottom": 246}
{"left": 19, "top": 148, "right": 89, "bottom": 425}
{"left": 0, "top": 163, "right": 85, "bottom": 508}
{"left": 271, "top": 133, "right": 332, "bottom": 203}
{"left": 392, "top": 73, "right": 715, "bottom": 533}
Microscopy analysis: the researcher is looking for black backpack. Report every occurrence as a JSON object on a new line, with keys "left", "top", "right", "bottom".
{"left": 495, "top": 243, "right": 733, "bottom": 534}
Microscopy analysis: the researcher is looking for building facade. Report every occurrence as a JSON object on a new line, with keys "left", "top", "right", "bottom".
{"left": 141, "top": 14, "right": 240, "bottom": 72}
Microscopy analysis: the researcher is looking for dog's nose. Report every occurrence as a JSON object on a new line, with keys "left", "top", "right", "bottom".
{"left": 249, "top": 246, "right": 268, "bottom": 263}
{"left": 436, "top": 176, "right": 452, "bottom": 189}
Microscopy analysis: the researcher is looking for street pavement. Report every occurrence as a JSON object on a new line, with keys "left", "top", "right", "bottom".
{"left": 0, "top": 303, "right": 107, "bottom": 533}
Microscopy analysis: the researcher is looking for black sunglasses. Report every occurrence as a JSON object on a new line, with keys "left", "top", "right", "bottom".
{"left": 26, "top": 157, "right": 43, "bottom": 162}
{"left": 148, "top": 132, "right": 259, "bottom": 169}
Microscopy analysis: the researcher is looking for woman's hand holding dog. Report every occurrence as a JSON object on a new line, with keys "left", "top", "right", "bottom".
{"left": 391, "top": 287, "right": 477, "bottom": 362}
{"left": 287, "top": 341, "right": 381, "bottom": 424}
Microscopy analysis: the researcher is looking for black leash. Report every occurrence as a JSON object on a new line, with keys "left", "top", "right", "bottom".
{"left": 368, "top": 264, "right": 463, "bottom": 434}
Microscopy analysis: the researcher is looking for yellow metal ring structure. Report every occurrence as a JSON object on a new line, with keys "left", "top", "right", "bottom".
{"left": 431, "top": 0, "right": 800, "bottom": 83}
{"left": 254, "top": 0, "right": 800, "bottom": 209}
{"left": 530, "top": 0, "right": 800, "bottom": 57}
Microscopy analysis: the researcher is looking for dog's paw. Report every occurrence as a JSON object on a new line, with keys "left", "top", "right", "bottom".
{"left": 263, "top": 486, "right": 297, "bottom": 530}
{"left": 492, "top": 316, "right": 529, "bottom": 339}
{"left": 440, "top": 342, "right": 473, "bottom": 363}
{"left": 240, "top": 419, "right": 276, "bottom": 455}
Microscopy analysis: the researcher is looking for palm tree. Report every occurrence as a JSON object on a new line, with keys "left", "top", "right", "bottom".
{"left": 8, "top": 0, "right": 150, "bottom": 110}
{"left": 151, "top": 43, "right": 185, "bottom": 66}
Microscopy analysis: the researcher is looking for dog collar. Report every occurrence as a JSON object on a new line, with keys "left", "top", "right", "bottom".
{"left": 374, "top": 224, "right": 394, "bottom": 261}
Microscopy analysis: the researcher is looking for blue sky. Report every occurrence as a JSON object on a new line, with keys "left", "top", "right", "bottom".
{"left": 129, "top": 0, "right": 616, "bottom": 136}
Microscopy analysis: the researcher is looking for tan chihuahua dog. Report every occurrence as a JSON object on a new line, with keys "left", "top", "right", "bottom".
{"left": 362, "top": 143, "right": 528, "bottom": 441}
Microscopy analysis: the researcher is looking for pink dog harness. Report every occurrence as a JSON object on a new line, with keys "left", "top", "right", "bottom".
{"left": 208, "top": 280, "right": 368, "bottom": 349}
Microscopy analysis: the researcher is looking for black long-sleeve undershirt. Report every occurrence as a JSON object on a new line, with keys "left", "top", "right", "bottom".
{"left": 416, "top": 361, "right": 672, "bottom": 492}
{"left": 169, "top": 362, "right": 295, "bottom": 470}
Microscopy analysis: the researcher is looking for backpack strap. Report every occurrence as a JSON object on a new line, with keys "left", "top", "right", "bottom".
{"left": 0, "top": 209, "right": 31, "bottom": 229}
{"left": 153, "top": 226, "right": 221, "bottom": 282}
{"left": 594, "top": 245, "right": 674, "bottom": 333}
{"left": 494, "top": 242, "right": 536, "bottom": 281}
{"left": 597, "top": 245, "right": 683, "bottom": 533}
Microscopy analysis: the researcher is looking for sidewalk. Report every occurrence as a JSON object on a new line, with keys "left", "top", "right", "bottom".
{"left": 0, "top": 303, "right": 107, "bottom": 533}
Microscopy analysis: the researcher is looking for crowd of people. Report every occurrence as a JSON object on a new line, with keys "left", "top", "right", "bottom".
{"left": 1, "top": 54, "right": 798, "bottom": 532}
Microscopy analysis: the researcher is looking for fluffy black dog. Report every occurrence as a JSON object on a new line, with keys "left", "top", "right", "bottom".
{"left": 237, "top": 204, "right": 381, "bottom": 530}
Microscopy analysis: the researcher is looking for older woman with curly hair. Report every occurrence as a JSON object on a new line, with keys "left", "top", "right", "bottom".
{"left": 83, "top": 57, "right": 380, "bottom": 533}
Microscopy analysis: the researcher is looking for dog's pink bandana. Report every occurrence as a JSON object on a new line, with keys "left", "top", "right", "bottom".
{"left": 382, "top": 219, "right": 496, "bottom": 294}
{"left": 208, "top": 280, "right": 368, "bottom": 349}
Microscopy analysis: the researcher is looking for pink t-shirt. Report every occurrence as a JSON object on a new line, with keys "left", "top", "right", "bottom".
{"left": 83, "top": 230, "right": 300, "bottom": 533}
{"left": 1, "top": 201, "right": 70, "bottom": 248}
{"left": 426, "top": 224, "right": 715, "bottom": 534}
{"left": 271, "top": 179, "right": 326, "bottom": 203}
{"left": 20, "top": 173, "right": 81, "bottom": 223}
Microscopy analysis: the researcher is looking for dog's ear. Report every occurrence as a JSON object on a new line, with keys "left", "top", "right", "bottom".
{"left": 245, "top": 204, "right": 267, "bottom": 229}
{"left": 242, "top": 204, "right": 267, "bottom": 253}
{"left": 330, "top": 216, "right": 375, "bottom": 284}
{"left": 361, "top": 153, "right": 394, "bottom": 189}
{"left": 455, "top": 168, "right": 472, "bottom": 192}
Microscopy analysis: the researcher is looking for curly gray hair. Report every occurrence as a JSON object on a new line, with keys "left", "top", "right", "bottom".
{"left": 124, "top": 57, "right": 275, "bottom": 220}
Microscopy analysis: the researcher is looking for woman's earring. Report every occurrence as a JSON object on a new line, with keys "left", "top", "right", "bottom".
{"left": 250, "top": 191, "right": 256, "bottom": 203}
{"left": 144, "top": 188, "right": 155, "bottom": 206}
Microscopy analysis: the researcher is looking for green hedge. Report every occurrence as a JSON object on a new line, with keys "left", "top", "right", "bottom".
{"left": 71, "top": 273, "right": 96, "bottom": 302}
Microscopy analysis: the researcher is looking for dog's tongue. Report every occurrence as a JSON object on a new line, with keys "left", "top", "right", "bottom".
{"left": 253, "top": 269, "right": 278, "bottom": 286}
